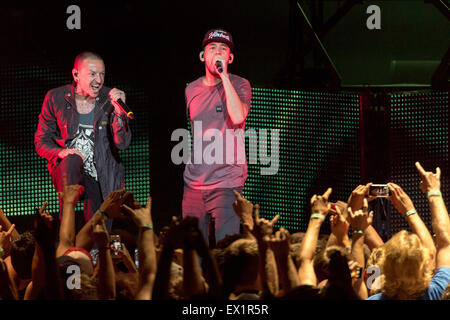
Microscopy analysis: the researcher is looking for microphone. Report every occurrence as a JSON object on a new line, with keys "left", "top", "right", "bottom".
{"left": 215, "top": 60, "right": 223, "bottom": 73}
{"left": 115, "top": 98, "right": 134, "bottom": 120}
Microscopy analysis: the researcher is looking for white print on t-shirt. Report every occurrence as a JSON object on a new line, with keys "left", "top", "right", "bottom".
{"left": 68, "top": 123, "right": 98, "bottom": 180}
{"left": 171, "top": 121, "right": 279, "bottom": 176}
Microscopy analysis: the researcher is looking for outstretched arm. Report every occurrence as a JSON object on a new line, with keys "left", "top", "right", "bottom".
{"left": 0, "top": 258, "right": 18, "bottom": 300}
{"left": 346, "top": 184, "right": 383, "bottom": 250}
{"left": 387, "top": 182, "right": 436, "bottom": 267}
{"left": 0, "top": 207, "right": 19, "bottom": 244}
{"left": 267, "top": 228, "right": 299, "bottom": 296}
{"left": 348, "top": 198, "right": 373, "bottom": 299}
{"left": 122, "top": 196, "right": 156, "bottom": 300}
{"left": 232, "top": 190, "right": 254, "bottom": 238}
{"left": 93, "top": 219, "right": 115, "bottom": 300}
{"left": 75, "top": 190, "right": 130, "bottom": 251}
{"left": 26, "top": 209, "right": 63, "bottom": 300}
{"left": 56, "top": 176, "right": 83, "bottom": 257}
{"left": 248, "top": 204, "right": 280, "bottom": 298}
{"left": 297, "top": 188, "right": 332, "bottom": 286}
{"left": 416, "top": 162, "right": 450, "bottom": 269}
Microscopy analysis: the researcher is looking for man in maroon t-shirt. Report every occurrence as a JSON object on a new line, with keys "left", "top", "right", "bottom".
{"left": 183, "top": 29, "right": 251, "bottom": 245}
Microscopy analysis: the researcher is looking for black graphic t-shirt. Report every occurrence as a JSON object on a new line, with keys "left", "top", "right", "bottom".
{"left": 68, "top": 109, "right": 97, "bottom": 180}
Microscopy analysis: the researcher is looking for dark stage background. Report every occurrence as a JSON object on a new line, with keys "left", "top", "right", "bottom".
{"left": 0, "top": 1, "right": 448, "bottom": 237}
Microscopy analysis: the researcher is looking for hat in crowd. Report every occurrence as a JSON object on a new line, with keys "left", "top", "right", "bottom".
{"left": 202, "top": 28, "right": 234, "bottom": 51}
{"left": 57, "top": 247, "right": 94, "bottom": 276}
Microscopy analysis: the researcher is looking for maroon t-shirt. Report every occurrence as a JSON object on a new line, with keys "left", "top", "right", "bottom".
{"left": 183, "top": 74, "right": 251, "bottom": 190}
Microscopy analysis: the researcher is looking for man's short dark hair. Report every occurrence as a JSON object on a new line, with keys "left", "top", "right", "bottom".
{"left": 10, "top": 231, "right": 35, "bottom": 280}
{"left": 73, "top": 51, "right": 103, "bottom": 70}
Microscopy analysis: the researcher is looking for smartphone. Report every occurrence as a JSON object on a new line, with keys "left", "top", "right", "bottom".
{"left": 369, "top": 184, "right": 390, "bottom": 197}
{"left": 110, "top": 234, "right": 122, "bottom": 258}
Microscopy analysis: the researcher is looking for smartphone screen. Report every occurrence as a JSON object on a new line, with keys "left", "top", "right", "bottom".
{"left": 110, "top": 234, "right": 122, "bottom": 257}
{"left": 369, "top": 184, "right": 390, "bottom": 197}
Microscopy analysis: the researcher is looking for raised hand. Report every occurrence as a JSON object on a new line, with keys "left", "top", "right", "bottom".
{"left": 415, "top": 161, "right": 441, "bottom": 193}
{"left": 57, "top": 148, "right": 84, "bottom": 161}
{"left": 266, "top": 228, "right": 291, "bottom": 260}
{"left": 99, "top": 190, "right": 133, "bottom": 219}
{"left": 310, "top": 187, "right": 332, "bottom": 219}
{"left": 348, "top": 183, "right": 372, "bottom": 211}
{"left": 34, "top": 201, "right": 58, "bottom": 246}
{"left": 232, "top": 190, "right": 254, "bottom": 230}
{"left": 249, "top": 204, "right": 280, "bottom": 240}
{"left": 348, "top": 198, "right": 373, "bottom": 231}
{"left": 387, "top": 182, "right": 415, "bottom": 216}
{"left": 109, "top": 88, "right": 127, "bottom": 116}
{"left": 58, "top": 174, "right": 84, "bottom": 205}
{"left": 330, "top": 205, "right": 350, "bottom": 239}
{"left": 0, "top": 224, "right": 15, "bottom": 253}
{"left": 122, "top": 196, "right": 152, "bottom": 228}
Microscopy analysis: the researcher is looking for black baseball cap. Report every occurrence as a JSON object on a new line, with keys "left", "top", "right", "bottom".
{"left": 202, "top": 29, "right": 234, "bottom": 52}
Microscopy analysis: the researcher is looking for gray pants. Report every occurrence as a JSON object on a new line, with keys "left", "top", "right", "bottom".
{"left": 182, "top": 186, "right": 243, "bottom": 246}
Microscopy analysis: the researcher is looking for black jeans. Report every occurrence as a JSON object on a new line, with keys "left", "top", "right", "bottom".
{"left": 51, "top": 154, "right": 109, "bottom": 229}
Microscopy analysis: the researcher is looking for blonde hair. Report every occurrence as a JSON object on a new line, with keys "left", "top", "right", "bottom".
{"left": 366, "top": 246, "right": 385, "bottom": 296}
{"left": 381, "top": 230, "right": 433, "bottom": 299}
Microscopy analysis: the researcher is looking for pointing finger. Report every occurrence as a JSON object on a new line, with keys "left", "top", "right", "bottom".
{"left": 233, "top": 190, "right": 243, "bottom": 200}
{"left": 39, "top": 201, "right": 48, "bottom": 214}
{"left": 6, "top": 224, "right": 15, "bottom": 236}
{"left": 322, "top": 188, "right": 332, "bottom": 200}
{"left": 253, "top": 204, "right": 260, "bottom": 220}
{"left": 415, "top": 162, "right": 426, "bottom": 176}
{"left": 271, "top": 214, "right": 280, "bottom": 225}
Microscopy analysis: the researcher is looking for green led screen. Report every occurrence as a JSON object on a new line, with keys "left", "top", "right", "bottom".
{"left": 242, "top": 88, "right": 361, "bottom": 232}
{"left": 0, "top": 61, "right": 150, "bottom": 217}
{"left": 389, "top": 91, "right": 449, "bottom": 234}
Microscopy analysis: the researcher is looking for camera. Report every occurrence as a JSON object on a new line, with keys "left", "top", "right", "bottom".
{"left": 369, "top": 184, "right": 390, "bottom": 197}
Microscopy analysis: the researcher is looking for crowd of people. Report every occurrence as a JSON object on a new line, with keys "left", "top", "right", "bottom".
{"left": 0, "top": 161, "right": 449, "bottom": 300}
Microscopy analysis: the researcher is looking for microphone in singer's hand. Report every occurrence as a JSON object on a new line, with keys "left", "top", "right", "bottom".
{"left": 215, "top": 61, "right": 223, "bottom": 73}
{"left": 115, "top": 98, "right": 134, "bottom": 120}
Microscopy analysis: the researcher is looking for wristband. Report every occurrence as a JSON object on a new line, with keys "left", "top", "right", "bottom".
{"left": 427, "top": 191, "right": 442, "bottom": 198}
{"left": 310, "top": 213, "right": 324, "bottom": 220}
{"left": 405, "top": 209, "right": 417, "bottom": 217}
{"left": 140, "top": 223, "right": 153, "bottom": 230}
{"left": 352, "top": 229, "right": 364, "bottom": 235}
{"left": 97, "top": 210, "right": 108, "bottom": 219}
{"left": 0, "top": 247, "right": 4, "bottom": 258}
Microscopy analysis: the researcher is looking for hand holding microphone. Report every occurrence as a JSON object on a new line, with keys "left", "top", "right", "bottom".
{"left": 214, "top": 56, "right": 227, "bottom": 74}
{"left": 109, "top": 88, "right": 134, "bottom": 119}
{"left": 215, "top": 60, "right": 224, "bottom": 73}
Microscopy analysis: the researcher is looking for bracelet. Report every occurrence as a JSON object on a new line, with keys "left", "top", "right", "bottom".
{"left": 310, "top": 213, "right": 324, "bottom": 220}
{"left": 0, "top": 247, "right": 4, "bottom": 258}
{"left": 405, "top": 209, "right": 417, "bottom": 217}
{"left": 353, "top": 229, "right": 364, "bottom": 235}
{"left": 140, "top": 223, "right": 153, "bottom": 230}
{"left": 427, "top": 191, "right": 442, "bottom": 198}
{"left": 97, "top": 210, "right": 108, "bottom": 219}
